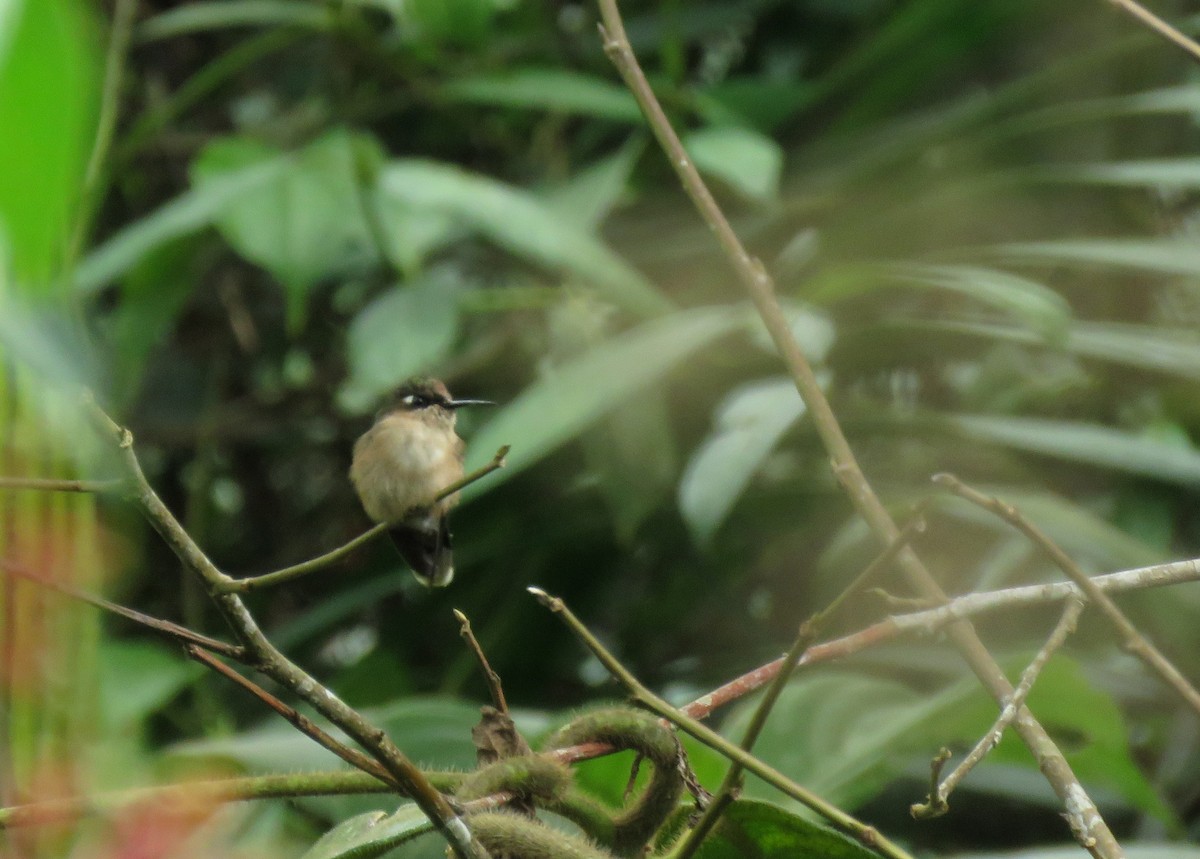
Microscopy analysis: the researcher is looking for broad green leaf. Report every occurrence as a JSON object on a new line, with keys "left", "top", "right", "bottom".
{"left": 301, "top": 806, "right": 432, "bottom": 859}
{"left": 679, "top": 377, "right": 806, "bottom": 545}
{"left": 442, "top": 68, "right": 643, "bottom": 122}
{"left": 540, "top": 137, "right": 645, "bottom": 230}
{"left": 463, "top": 306, "right": 744, "bottom": 495}
{"left": 890, "top": 264, "right": 1071, "bottom": 341}
{"left": 0, "top": 0, "right": 99, "bottom": 283}
{"left": 75, "top": 156, "right": 290, "bottom": 294}
{"left": 340, "top": 271, "right": 462, "bottom": 414}
{"left": 403, "top": 0, "right": 493, "bottom": 47}
{"left": 98, "top": 641, "right": 202, "bottom": 729}
{"left": 945, "top": 414, "right": 1200, "bottom": 487}
{"left": 683, "top": 125, "right": 783, "bottom": 203}
{"left": 997, "top": 239, "right": 1200, "bottom": 277}
{"left": 581, "top": 387, "right": 678, "bottom": 543}
{"left": 106, "top": 238, "right": 200, "bottom": 402}
{"left": 907, "top": 319, "right": 1200, "bottom": 382}
{"left": 686, "top": 799, "right": 879, "bottom": 859}
{"left": 375, "top": 160, "right": 672, "bottom": 317}
{"left": 137, "top": 0, "right": 330, "bottom": 42}
{"left": 192, "top": 130, "right": 383, "bottom": 326}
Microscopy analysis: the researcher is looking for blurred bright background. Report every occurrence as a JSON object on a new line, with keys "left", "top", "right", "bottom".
{"left": 3, "top": 0, "right": 1200, "bottom": 856}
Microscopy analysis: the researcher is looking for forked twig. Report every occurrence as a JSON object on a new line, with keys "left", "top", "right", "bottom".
{"left": 911, "top": 596, "right": 1086, "bottom": 818}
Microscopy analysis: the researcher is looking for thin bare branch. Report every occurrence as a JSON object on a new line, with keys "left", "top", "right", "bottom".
{"left": 454, "top": 609, "right": 508, "bottom": 713}
{"left": 185, "top": 645, "right": 397, "bottom": 788}
{"left": 1106, "top": 0, "right": 1200, "bottom": 64}
{"left": 0, "top": 477, "right": 123, "bottom": 493}
{"left": 592, "top": 2, "right": 1122, "bottom": 854}
{"left": 0, "top": 557, "right": 244, "bottom": 660}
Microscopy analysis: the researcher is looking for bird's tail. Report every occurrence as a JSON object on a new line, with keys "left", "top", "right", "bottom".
{"left": 388, "top": 513, "right": 454, "bottom": 587}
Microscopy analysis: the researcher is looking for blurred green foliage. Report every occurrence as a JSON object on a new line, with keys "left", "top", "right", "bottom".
{"left": 3, "top": 0, "right": 1200, "bottom": 855}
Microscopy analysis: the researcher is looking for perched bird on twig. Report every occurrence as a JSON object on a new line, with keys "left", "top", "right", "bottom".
{"left": 350, "top": 378, "right": 491, "bottom": 587}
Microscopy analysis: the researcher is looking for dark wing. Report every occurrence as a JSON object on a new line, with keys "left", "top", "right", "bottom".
{"left": 388, "top": 514, "right": 454, "bottom": 587}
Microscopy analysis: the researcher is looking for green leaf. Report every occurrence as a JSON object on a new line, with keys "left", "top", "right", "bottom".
{"left": 540, "top": 137, "right": 644, "bottom": 230}
{"left": 890, "top": 263, "right": 1071, "bottom": 341}
{"left": 374, "top": 160, "right": 672, "bottom": 317}
{"left": 98, "top": 641, "right": 202, "bottom": 729}
{"left": 1024, "top": 159, "right": 1200, "bottom": 190}
{"left": 75, "top": 155, "right": 290, "bottom": 294}
{"left": 442, "top": 68, "right": 643, "bottom": 122}
{"left": 300, "top": 806, "right": 432, "bottom": 859}
{"left": 463, "top": 306, "right": 744, "bottom": 496}
{"left": 678, "top": 377, "right": 806, "bottom": 545}
{"left": 192, "top": 129, "right": 383, "bottom": 327}
{"left": 0, "top": 0, "right": 99, "bottom": 283}
{"left": 683, "top": 125, "right": 783, "bottom": 203}
{"left": 137, "top": 0, "right": 331, "bottom": 42}
{"left": 105, "top": 238, "right": 201, "bottom": 403}
{"left": 340, "top": 271, "right": 462, "bottom": 414}
{"left": 945, "top": 414, "right": 1200, "bottom": 487}
{"left": 403, "top": 0, "right": 493, "bottom": 48}
{"left": 687, "top": 799, "right": 880, "bottom": 859}
{"left": 906, "top": 319, "right": 1200, "bottom": 382}
{"left": 581, "top": 386, "right": 678, "bottom": 543}
{"left": 997, "top": 239, "right": 1200, "bottom": 277}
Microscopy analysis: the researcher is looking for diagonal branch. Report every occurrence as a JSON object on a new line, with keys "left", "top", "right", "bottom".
{"left": 221, "top": 445, "right": 509, "bottom": 594}
{"left": 529, "top": 586, "right": 914, "bottom": 859}
{"left": 184, "top": 645, "right": 398, "bottom": 789}
{"left": 1106, "top": 0, "right": 1200, "bottom": 65}
{"left": 911, "top": 595, "right": 1086, "bottom": 819}
{"left": 0, "top": 557, "right": 244, "bottom": 660}
{"left": 81, "top": 395, "right": 491, "bottom": 859}
{"left": 592, "top": 4, "right": 1122, "bottom": 855}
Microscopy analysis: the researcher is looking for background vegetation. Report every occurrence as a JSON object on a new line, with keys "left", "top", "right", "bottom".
{"left": 3, "top": 0, "right": 1200, "bottom": 856}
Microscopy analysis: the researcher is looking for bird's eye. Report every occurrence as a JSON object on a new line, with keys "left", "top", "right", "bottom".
{"left": 401, "top": 394, "right": 416, "bottom": 406}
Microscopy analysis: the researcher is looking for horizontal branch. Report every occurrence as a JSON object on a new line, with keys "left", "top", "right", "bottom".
{"left": 0, "top": 476, "right": 123, "bottom": 493}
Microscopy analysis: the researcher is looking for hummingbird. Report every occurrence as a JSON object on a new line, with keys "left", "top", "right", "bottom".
{"left": 350, "top": 378, "right": 491, "bottom": 587}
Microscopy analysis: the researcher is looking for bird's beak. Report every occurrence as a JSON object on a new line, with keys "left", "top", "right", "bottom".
{"left": 446, "top": 398, "right": 494, "bottom": 410}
